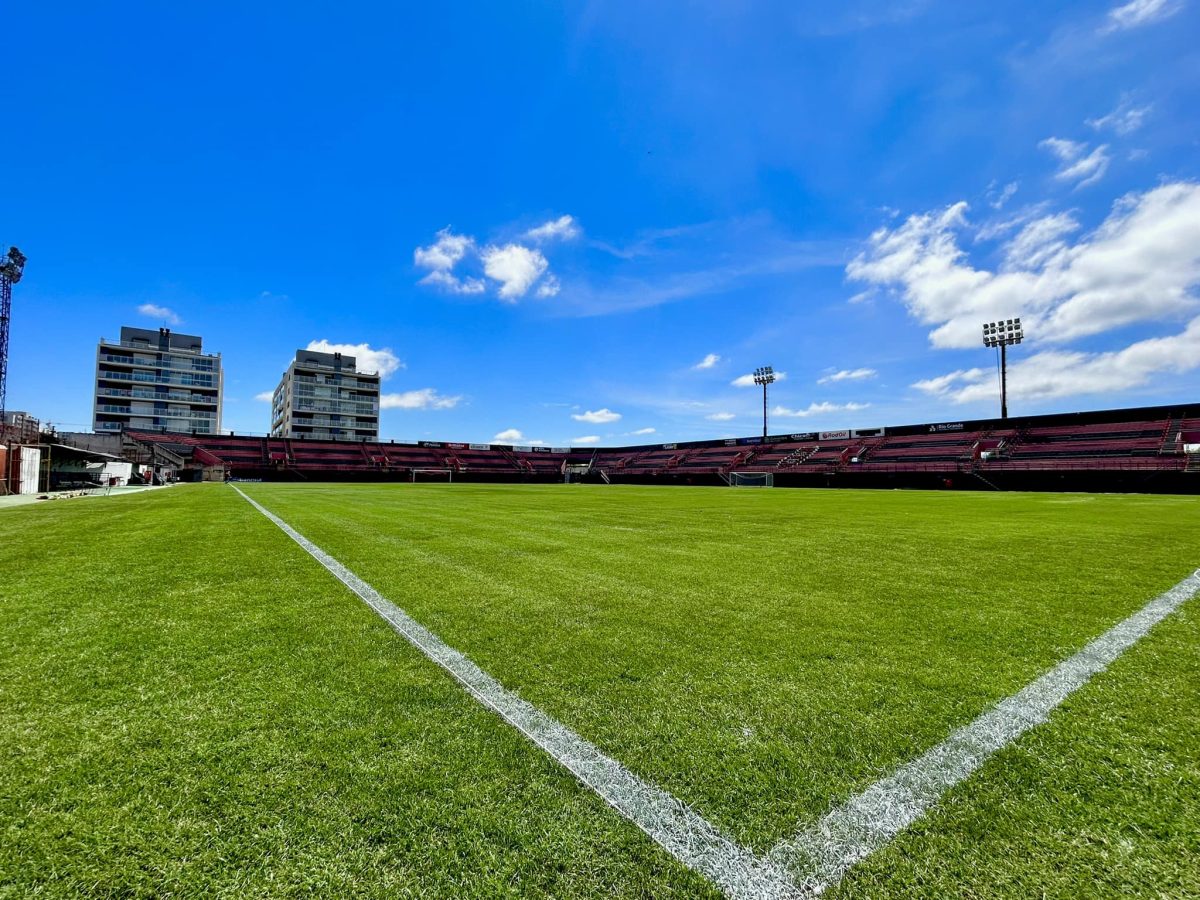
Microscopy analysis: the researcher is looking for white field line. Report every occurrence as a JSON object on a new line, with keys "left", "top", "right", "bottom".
{"left": 235, "top": 485, "right": 1199, "bottom": 898}
{"left": 768, "top": 567, "right": 1200, "bottom": 895}
{"left": 231, "top": 486, "right": 803, "bottom": 900}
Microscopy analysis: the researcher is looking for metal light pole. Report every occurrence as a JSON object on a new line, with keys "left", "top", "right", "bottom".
{"left": 982, "top": 318, "right": 1023, "bottom": 419}
{"left": 0, "top": 247, "right": 28, "bottom": 426}
{"left": 753, "top": 366, "right": 776, "bottom": 439}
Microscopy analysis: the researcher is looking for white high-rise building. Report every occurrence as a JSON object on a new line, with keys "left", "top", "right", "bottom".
{"left": 270, "top": 348, "right": 380, "bottom": 441}
{"left": 93, "top": 327, "right": 223, "bottom": 434}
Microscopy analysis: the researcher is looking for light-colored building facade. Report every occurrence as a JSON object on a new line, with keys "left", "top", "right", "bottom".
{"left": 93, "top": 327, "right": 223, "bottom": 434}
{"left": 270, "top": 349, "right": 380, "bottom": 441}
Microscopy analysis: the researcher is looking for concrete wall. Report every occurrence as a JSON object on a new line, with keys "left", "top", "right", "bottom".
{"left": 58, "top": 432, "right": 125, "bottom": 456}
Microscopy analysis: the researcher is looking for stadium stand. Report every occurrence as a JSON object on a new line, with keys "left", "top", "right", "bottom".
{"left": 123, "top": 401, "right": 1199, "bottom": 493}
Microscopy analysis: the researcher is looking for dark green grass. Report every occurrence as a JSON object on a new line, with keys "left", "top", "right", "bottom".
{"left": 0, "top": 488, "right": 713, "bottom": 898}
{"left": 2, "top": 483, "right": 1198, "bottom": 897}
{"left": 831, "top": 602, "right": 1200, "bottom": 898}
{"left": 237, "top": 483, "right": 1200, "bottom": 888}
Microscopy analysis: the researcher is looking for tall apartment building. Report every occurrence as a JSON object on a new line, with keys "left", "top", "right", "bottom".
{"left": 93, "top": 327, "right": 223, "bottom": 434}
{"left": 270, "top": 349, "right": 380, "bottom": 441}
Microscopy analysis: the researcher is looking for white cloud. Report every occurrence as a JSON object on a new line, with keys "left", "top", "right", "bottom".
{"left": 572, "top": 407, "right": 621, "bottom": 424}
{"left": 535, "top": 274, "right": 561, "bottom": 298}
{"left": 974, "top": 201, "right": 1055, "bottom": 242}
{"left": 481, "top": 243, "right": 549, "bottom": 300}
{"left": 379, "top": 388, "right": 462, "bottom": 410}
{"left": 572, "top": 435, "right": 601, "bottom": 444}
{"left": 818, "top": 367, "right": 877, "bottom": 385}
{"left": 414, "top": 228, "right": 473, "bottom": 271}
{"left": 772, "top": 402, "right": 870, "bottom": 418}
{"left": 987, "top": 181, "right": 1019, "bottom": 210}
{"left": 1103, "top": 0, "right": 1182, "bottom": 31}
{"left": 914, "top": 316, "right": 1200, "bottom": 403}
{"left": 493, "top": 428, "right": 525, "bottom": 443}
{"left": 1088, "top": 98, "right": 1152, "bottom": 135}
{"left": 1039, "top": 137, "right": 1084, "bottom": 162}
{"left": 707, "top": 412, "right": 736, "bottom": 421}
{"left": 305, "top": 340, "right": 404, "bottom": 379}
{"left": 846, "top": 182, "right": 1200, "bottom": 349}
{"left": 420, "top": 269, "right": 486, "bottom": 294}
{"left": 137, "top": 303, "right": 181, "bottom": 325}
{"left": 254, "top": 390, "right": 274, "bottom": 402}
{"left": 694, "top": 353, "right": 721, "bottom": 369}
{"left": 525, "top": 215, "right": 581, "bottom": 242}
{"left": 413, "top": 228, "right": 488, "bottom": 294}
{"left": 731, "top": 371, "right": 788, "bottom": 387}
{"left": 1039, "top": 138, "right": 1110, "bottom": 188}
{"left": 1002, "top": 212, "right": 1080, "bottom": 270}
{"left": 912, "top": 369, "right": 990, "bottom": 397}
{"left": 629, "top": 427, "right": 657, "bottom": 435}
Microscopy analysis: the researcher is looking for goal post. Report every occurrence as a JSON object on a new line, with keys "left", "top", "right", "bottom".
{"left": 730, "top": 471, "right": 774, "bottom": 487}
{"left": 411, "top": 467, "right": 454, "bottom": 483}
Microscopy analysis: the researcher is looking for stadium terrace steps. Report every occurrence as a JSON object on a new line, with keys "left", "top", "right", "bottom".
{"left": 120, "top": 404, "right": 1198, "bottom": 486}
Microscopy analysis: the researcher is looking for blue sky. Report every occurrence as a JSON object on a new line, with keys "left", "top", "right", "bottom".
{"left": 5, "top": 1, "right": 1199, "bottom": 445}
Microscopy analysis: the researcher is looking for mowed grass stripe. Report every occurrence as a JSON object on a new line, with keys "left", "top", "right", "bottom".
{"left": 0, "top": 486, "right": 720, "bottom": 898}
{"left": 251, "top": 483, "right": 1200, "bottom": 896}
{"left": 827, "top": 592, "right": 1200, "bottom": 898}
{"left": 3, "top": 484, "right": 1197, "bottom": 897}
{"left": 769, "top": 567, "right": 1200, "bottom": 895}
{"left": 232, "top": 485, "right": 804, "bottom": 900}
{"left": 243, "top": 484, "right": 1200, "bottom": 849}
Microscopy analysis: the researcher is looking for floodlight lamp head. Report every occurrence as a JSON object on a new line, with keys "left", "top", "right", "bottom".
{"left": 0, "top": 246, "right": 25, "bottom": 283}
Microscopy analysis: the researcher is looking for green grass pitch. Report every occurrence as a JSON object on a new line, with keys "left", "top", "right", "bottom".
{"left": 2, "top": 483, "right": 1198, "bottom": 898}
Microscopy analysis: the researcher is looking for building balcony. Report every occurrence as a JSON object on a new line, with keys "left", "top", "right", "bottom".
{"left": 100, "top": 338, "right": 220, "bottom": 359}
{"left": 96, "top": 387, "right": 218, "bottom": 404}
{"left": 290, "top": 429, "right": 378, "bottom": 441}
{"left": 97, "top": 369, "right": 217, "bottom": 388}
{"left": 294, "top": 402, "right": 379, "bottom": 415}
{"left": 289, "top": 416, "right": 377, "bottom": 429}
{"left": 98, "top": 353, "right": 217, "bottom": 372}
{"left": 95, "top": 414, "right": 220, "bottom": 433}
{"left": 97, "top": 405, "right": 217, "bottom": 420}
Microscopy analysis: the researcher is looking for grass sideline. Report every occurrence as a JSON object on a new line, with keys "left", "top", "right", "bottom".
{"left": 2, "top": 483, "right": 1198, "bottom": 897}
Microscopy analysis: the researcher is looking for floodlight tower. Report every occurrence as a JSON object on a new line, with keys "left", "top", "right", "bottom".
{"left": 0, "top": 247, "right": 28, "bottom": 426}
{"left": 753, "top": 366, "right": 776, "bottom": 439}
{"left": 982, "top": 317, "right": 1023, "bottom": 419}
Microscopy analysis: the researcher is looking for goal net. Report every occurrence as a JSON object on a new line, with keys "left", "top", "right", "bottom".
{"left": 411, "top": 467, "right": 454, "bottom": 483}
{"left": 730, "top": 472, "right": 774, "bottom": 487}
